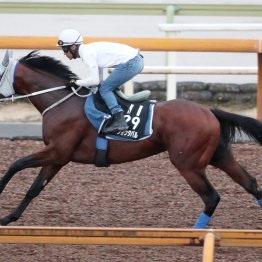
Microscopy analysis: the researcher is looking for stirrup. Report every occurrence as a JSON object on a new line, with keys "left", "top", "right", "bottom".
{"left": 102, "top": 124, "right": 128, "bottom": 134}
{"left": 102, "top": 117, "right": 128, "bottom": 134}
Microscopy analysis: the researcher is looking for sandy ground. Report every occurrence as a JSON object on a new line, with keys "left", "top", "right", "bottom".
{"left": 0, "top": 141, "right": 261, "bottom": 261}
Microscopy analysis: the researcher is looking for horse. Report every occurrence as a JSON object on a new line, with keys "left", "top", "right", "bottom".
{"left": 0, "top": 50, "right": 262, "bottom": 228}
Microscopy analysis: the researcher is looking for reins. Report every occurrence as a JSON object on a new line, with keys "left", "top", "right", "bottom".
{"left": 41, "top": 86, "right": 83, "bottom": 116}
{"left": 0, "top": 85, "right": 68, "bottom": 103}
{"left": 0, "top": 85, "right": 90, "bottom": 117}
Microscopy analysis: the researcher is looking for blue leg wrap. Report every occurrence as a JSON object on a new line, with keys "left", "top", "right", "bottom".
{"left": 258, "top": 199, "right": 262, "bottom": 208}
{"left": 193, "top": 212, "right": 211, "bottom": 229}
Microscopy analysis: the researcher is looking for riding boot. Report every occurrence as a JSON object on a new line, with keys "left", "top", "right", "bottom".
{"left": 102, "top": 111, "right": 128, "bottom": 134}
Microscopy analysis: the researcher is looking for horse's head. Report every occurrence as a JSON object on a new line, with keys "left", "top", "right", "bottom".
{"left": 0, "top": 50, "right": 79, "bottom": 99}
{"left": 4, "top": 51, "right": 82, "bottom": 115}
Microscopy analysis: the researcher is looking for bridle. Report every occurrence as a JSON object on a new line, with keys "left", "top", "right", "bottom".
{"left": 0, "top": 82, "right": 97, "bottom": 118}
{"left": 0, "top": 59, "right": 96, "bottom": 117}
{"left": 0, "top": 85, "right": 68, "bottom": 103}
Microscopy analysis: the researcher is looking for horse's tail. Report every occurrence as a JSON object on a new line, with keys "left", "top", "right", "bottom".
{"left": 210, "top": 108, "right": 262, "bottom": 145}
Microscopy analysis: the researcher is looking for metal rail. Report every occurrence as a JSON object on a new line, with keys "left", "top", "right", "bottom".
{"left": 0, "top": 227, "right": 261, "bottom": 262}
{"left": 140, "top": 66, "right": 258, "bottom": 75}
{"left": 0, "top": 226, "right": 261, "bottom": 246}
{"left": 0, "top": 36, "right": 260, "bottom": 52}
{"left": 159, "top": 23, "right": 262, "bottom": 32}
{"left": 1, "top": 2, "right": 262, "bottom": 17}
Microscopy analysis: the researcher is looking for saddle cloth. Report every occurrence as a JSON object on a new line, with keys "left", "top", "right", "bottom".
{"left": 84, "top": 91, "right": 155, "bottom": 141}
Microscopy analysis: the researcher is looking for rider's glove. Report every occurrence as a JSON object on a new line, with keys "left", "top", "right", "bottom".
{"left": 67, "top": 79, "right": 79, "bottom": 89}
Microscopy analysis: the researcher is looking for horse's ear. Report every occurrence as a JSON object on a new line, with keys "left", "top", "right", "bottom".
{"left": 8, "top": 50, "right": 13, "bottom": 59}
{"left": 2, "top": 50, "right": 12, "bottom": 67}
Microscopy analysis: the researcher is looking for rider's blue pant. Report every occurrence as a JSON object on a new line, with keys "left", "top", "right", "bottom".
{"left": 99, "top": 54, "right": 144, "bottom": 114}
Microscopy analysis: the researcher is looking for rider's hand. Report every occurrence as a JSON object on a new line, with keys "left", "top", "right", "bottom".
{"left": 67, "top": 79, "right": 79, "bottom": 88}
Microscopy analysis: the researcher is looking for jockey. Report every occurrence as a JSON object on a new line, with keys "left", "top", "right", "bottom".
{"left": 57, "top": 29, "right": 144, "bottom": 134}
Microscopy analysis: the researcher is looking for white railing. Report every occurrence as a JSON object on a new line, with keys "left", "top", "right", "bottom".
{"left": 120, "top": 66, "right": 258, "bottom": 96}
{"left": 159, "top": 23, "right": 262, "bottom": 32}
{"left": 141, "top": 66, "right": 257, "bottom": 75}
{"left": 158, "top": 23, "right": 262, "bottom": 100}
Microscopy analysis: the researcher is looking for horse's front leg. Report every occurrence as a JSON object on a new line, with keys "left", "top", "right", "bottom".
{"left": 0, "top": 155, "right": 35, "bottom": 194}
{"left": 0, "top": 164, "right": 62, "bottom": 226}
{"left": 0, "top": 146, "right": 58, "bottom": 194}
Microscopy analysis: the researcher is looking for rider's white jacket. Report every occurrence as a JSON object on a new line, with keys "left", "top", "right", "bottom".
{"left": 76, "top": 42, "right": 139, "bottom": 87}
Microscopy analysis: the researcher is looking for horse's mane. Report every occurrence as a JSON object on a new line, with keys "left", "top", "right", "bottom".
{"left": 19, "top": 50, "right": 79, "bottom": 81}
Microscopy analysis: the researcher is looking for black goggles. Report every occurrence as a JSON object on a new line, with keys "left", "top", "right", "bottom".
{"left": 57, "top": 40, "right": 71, "bottom": 53}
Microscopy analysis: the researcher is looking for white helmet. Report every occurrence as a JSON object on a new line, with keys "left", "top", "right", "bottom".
{"left": 57, "top": 29, "right": 83, "bottom": 46}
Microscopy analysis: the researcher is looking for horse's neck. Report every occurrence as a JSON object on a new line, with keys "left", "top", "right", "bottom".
{"left": 16, "top": 65, "right": 76, "bottom": 115}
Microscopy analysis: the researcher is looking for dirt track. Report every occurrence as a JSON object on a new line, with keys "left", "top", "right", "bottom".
{"left": 0, "top": 140, "right": 261, "bottom": 261}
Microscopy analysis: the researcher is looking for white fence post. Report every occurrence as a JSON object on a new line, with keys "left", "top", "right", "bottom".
{"left": 165, "top": 5, "right": 177, "bottom": 100}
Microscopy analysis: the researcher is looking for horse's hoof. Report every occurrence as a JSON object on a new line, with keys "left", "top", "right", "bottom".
{"left": 0, "top": 217, "right": 10, "bottom": 226}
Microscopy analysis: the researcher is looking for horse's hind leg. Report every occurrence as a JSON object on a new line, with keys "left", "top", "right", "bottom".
{"left": 177, "top": 167, "right": 220, "bottom": 228}
{"left": 0, "top": 164, "right": 62, "bottom": 225}
{"left": 211, "top": 146, "right": 262, "bottom": 207}
{"left": 168, "top": 128, "right": 221, "bottom": 228}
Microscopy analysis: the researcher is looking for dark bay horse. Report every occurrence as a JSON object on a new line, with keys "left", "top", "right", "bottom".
{"left": 0, "top": 50, "right": 262, "bottom": 228}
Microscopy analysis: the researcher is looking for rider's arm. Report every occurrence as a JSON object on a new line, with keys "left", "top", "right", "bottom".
{"left": 75, "top": 64, "right": 100, "bottom": 87}
{"left": 76, "top": 48, "right": 100, "bottom": 87}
